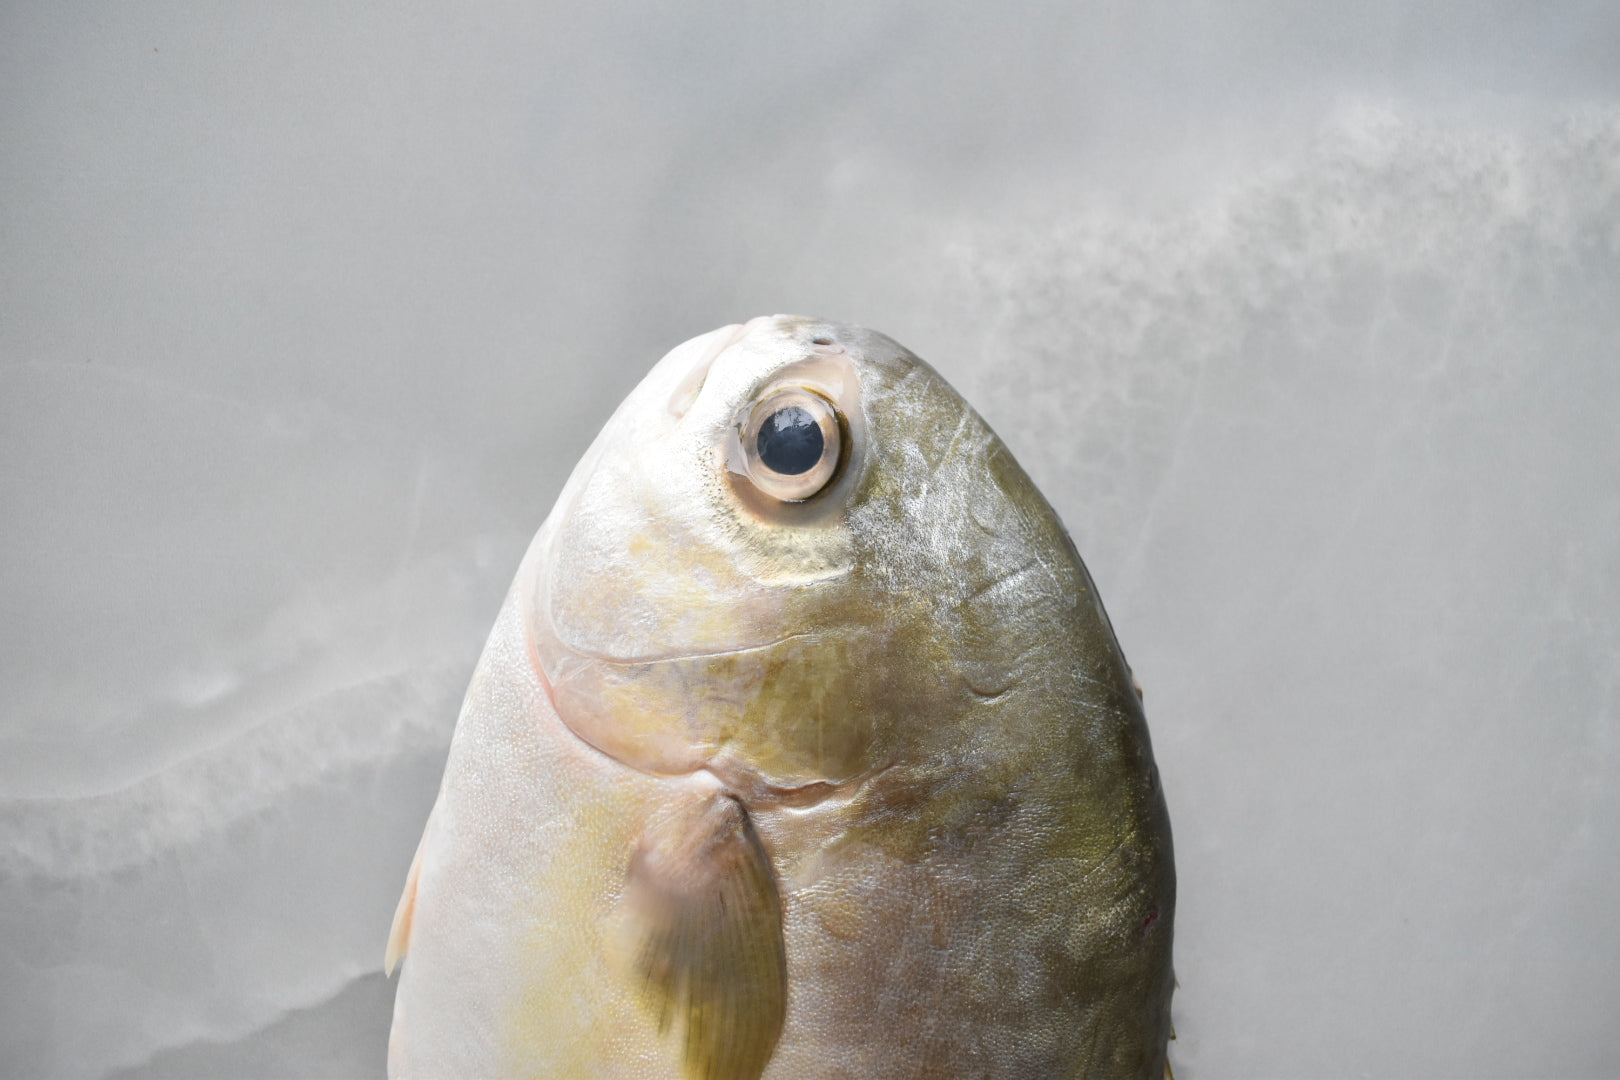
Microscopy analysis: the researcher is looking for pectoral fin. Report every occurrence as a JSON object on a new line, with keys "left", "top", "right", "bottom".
{"left": 621, "top": 793, "right": 786, "bottom": 1080}
{"left": 385, "top": 815, "right": 432, "bottom": 976}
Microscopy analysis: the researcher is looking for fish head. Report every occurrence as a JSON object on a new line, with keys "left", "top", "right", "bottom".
{"left": 526, "top": 314, "right": 1094, "bottom": 800}
{"left": 391, "top": 316, "right": 1171, "bottom": 1079}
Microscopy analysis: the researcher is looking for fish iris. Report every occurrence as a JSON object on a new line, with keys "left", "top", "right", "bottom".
{"left": 757, "top": 406, "right": 823, "bottom": 475}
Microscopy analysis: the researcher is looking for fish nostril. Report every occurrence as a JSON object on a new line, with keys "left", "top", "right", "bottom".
{"left": 811, "top": 336, "right": 833, "bottom": 346}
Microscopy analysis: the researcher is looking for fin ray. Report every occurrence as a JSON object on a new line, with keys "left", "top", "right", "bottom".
{"left": 622, "top": 794, "right": 786, "bottom": 1080}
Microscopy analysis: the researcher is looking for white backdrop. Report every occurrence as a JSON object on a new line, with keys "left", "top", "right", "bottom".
{"left": 3, "top": 3, "right": 1618, "bottom": 1077}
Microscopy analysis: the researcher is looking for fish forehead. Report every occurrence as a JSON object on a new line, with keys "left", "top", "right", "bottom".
{"left": 609, "top": 314, "right": 900, "bottom": 447}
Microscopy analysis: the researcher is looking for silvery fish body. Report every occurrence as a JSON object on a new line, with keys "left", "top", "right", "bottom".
{"left": 385, "top": 316, "right": 1175, "bottom": 1079}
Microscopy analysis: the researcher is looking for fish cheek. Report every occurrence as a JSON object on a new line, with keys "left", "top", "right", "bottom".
{"left": 614, "top": 791, "right": 787, "bottom": 1080}
{"left": 728, "top": 630, "right": 885, "bottom": 784}
{"left": 558, "top": 633, "right": 890, "bottom": 787}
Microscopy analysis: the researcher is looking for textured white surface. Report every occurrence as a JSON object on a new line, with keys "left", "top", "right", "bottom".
{"left": 2, "top": 3, "right": 1618, "bottom": 1078}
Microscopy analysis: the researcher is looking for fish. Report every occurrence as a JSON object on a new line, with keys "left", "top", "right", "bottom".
{"left": 384, "top": 315, "right": 1176, "bottom": 1079}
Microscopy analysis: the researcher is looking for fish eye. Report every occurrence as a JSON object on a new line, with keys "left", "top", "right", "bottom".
{"left": 758, "top": 406, "right": 822, "bottom": 474}
{"left": 740, "top": 389, "right": 843, "bottom": 502}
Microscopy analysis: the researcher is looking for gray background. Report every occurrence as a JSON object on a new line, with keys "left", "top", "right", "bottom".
{"left": 3, "top": 3, "right": 1619, "bottom": 1078}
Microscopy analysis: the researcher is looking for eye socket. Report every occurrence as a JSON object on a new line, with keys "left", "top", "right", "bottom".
{"left": 740, "top": 389, "right": 842, "bottom": 502}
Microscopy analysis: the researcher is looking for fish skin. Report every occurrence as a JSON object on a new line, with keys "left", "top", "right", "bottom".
{"left": 386, "top": 315, "right": 1175, "bottom": 1079}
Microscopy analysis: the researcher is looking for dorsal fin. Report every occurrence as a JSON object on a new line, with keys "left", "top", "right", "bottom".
{"left": 621, "top": 793, "right": 787, "bottom": 1080}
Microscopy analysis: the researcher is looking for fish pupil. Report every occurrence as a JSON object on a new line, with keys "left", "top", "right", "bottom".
{"left": 757, "top": 406, "right": 823, "bottom": 475}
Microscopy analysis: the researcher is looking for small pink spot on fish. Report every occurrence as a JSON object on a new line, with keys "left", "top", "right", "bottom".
{"left": 1142, "top": 908, "right": 1160, "bottom": 931}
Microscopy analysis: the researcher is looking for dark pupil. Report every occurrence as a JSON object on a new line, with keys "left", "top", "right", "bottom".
{"left": 757, "top": 406, "right": 824, "bottom": 475}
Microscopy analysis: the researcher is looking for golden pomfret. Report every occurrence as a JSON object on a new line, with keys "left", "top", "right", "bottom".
{"left": 385, "top": 315, "right": 1175, "bottom": 1079}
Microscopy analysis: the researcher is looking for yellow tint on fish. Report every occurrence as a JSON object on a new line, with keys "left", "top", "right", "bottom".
{"left": 385, "top": 316, "right": 1176, "bottom": 1079}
